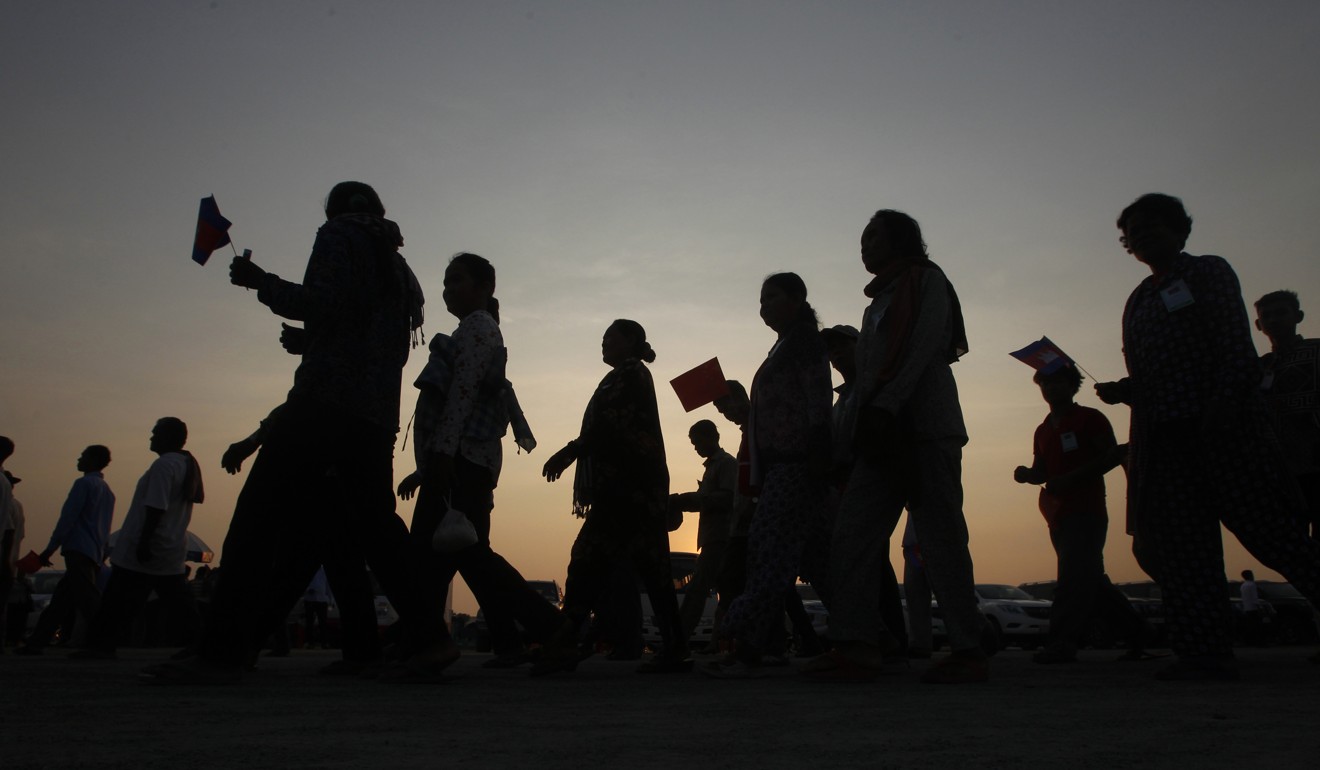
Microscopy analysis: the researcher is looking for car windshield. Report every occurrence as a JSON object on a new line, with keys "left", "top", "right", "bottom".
{"left": 977, "top": 584, "right": 1033, "bottom": 601}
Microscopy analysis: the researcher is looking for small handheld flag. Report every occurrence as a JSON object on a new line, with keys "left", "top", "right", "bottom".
{"left": 670, "top": 357, "right": 730, "bottom": 412}
{"left": 192, "top": 195, "right": 232, "bottom": 265}
{"left": 1009, "top": 336, "right": 1074, "bottom": 375}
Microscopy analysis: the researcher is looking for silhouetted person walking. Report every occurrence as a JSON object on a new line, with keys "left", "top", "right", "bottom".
{"left": 76, "top": 419, "right": 202, "bottom": 658}
{"left": 144, "top": 182, "right": 439, "bottom": 684}
{"left": 1014, "top": 364, "right": 1149, "bottom": 663}
{"left": 811, "top": 210, "right": 987, "bottom": 684}
{"left": 19, "top": 445, "right": 115, "bottom": 654}
{"left": 393, "top": 253, "right": 571, "bottom": 679}
{"left": 542, "top": 319, "right": 689, "bottom": 674}
{"left": 1255, "top": 290, "right": 1320, "bottom": 539}
{"left": 706, "top": 273, "right": 832, "bottom": 679}
{"left": 1096, "top": 193, "right": 1320, "bottom": 680}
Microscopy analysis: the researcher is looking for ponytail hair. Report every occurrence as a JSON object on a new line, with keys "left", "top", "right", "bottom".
{"left": 762, "top": 272, "right": 820, "bottom": 330}
{"left": 608, "top": 318, "right": 656, "bottom": 363}
{"left": 450, "top": 252, "right": 500, "bottom": 324}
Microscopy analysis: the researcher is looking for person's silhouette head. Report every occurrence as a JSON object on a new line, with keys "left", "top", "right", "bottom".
{"left": 714, "top": 380, "right": 750, "bottom": 427}
{"left": 150, "top": 418, "right": 188, "bottom": 455}
{"left": 821, "top": 325, "right": 860, "bottom": 382}
{"left": 602, "top": 319, "right": 655, "bottom": 367}
{"left": 760, "top": 272, "right": 818, "bottom": 334}
{"left": 324, "top": 181, "right": 385, "bottom": 220}
{"left": 1242, "top": 569, "right": 1255, "bottom": 581}
{"left": 1033, "top": 365, "right": 1084, "bottom": 409}
{"left": 444, "top": 253, "right": 499, "bottom": 322}
{"left": 1117, "top": 193, "right": 1192, "bottom": 267}
{"left": 861, "top": 210, "right": 927, "bottom": 275}
{"left": 77, "top": 445, "right": 111, "bottom": 473}
{"left": 1254, "top": 290, "right": 1303, "bottom": 344}
{"left": 688, "top": 420, "right": 721, "bottom": 458}
{"left": 0, "top": 435, "right": 12, "bottom": 465}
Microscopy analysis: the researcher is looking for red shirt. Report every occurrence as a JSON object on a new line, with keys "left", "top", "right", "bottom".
{"left": 1033, "top": 405, "right": 1114, "bottom": 526}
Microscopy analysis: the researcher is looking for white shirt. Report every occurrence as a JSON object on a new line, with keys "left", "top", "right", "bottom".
{"left": 1240, "top": 580, "right": 1261, "bottom": 612}
{"left": 112, "top": 453, "right": 195, "bottom": 576}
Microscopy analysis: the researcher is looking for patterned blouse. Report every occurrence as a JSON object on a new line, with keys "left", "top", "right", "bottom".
{"left": 1122, "top": 253, "right": 1262, "bottom": 424}
{"left": 570, "top": 359, "right": 669, "bottom": 522}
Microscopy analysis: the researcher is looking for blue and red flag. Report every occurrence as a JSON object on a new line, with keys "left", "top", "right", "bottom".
{"left": 1009, "top": 336, "right": 1074, "bottom": 375}
{"left": 192, "top": 195, "right": 232, "bottom": 265}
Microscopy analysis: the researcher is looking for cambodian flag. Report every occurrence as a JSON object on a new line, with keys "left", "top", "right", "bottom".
{"left": 191, "top": 195, "right": 232, "bottom": 265}
{"left": 1009, "top": 336, "right": 1074, "bottom": 374}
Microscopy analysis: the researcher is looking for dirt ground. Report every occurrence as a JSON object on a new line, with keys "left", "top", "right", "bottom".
{"left": 4, "top": 645, "right": 1318, "bottom": 769}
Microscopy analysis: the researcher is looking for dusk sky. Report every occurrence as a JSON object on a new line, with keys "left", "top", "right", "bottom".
{"left": 4, "top": 2, "right": 1318, "bottom": 614}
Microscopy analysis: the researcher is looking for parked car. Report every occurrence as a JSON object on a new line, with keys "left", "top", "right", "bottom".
{"left": 26, "top": 570, "right": 66, "bottom": 634}
{"left": 641, "top": 552, "right": 716, "bottom": 648}
{"left": 897, "top": 584, "right": 948, "bottom": 651}
{"left": 1228, "top": 580, "right": 1318, "bottom": 645}
{"left": 975, "top": 584, "right": 1050, "bottom": 650}
{"left": 1019, "top": 579, "right": 1129, "bottom": 649}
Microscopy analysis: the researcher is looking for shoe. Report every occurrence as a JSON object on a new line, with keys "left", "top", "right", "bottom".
{"left": 377, "top": 660, "right": 450, "bottom": 684}
{"left": 319, "top": 659, "right": 380, "bottom": 677}
{"left": 635, "top": 654, "right": 694, "bottom": 674}
{"left": 1116, "top": 649, "right": 1168, "bottom": 662}
{"left": 1154, "top": 659, "right": 1240, "bottom": 682}
{"left": 67, "top": 648, "right": 117, "bottom": 660}
{"left": 139, "top": 659, "right": 242, "bottom": 686}
{"left": 920, "top": 652, "right": 989, "bottom": 684}
{"left": 800, "top": 650, "right": 883, "bottom": 682}
{"left": 700, "top": 659, "right": 763, "bottom": 679}
{"left": 406, "top": 639, "right": 461, "bottom": 670}
{"left": 1032, "top": 649, "right": 1077, "bottom": 665}
{"left": 481, "top": 652, "right": 527, "bottom": 669}
{"left": 762, "top": 653, "right": 791, "bottom": 667}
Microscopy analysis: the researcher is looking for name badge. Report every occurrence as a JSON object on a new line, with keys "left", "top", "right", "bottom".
{"left": 1160, "top": 279, "right": 1195, "bottom": 312}
{"left": 1060, "top": 432, "right": 1079, "bottom": 452}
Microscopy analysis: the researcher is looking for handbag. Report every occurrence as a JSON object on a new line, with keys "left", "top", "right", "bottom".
{"left": 432, "top": 499, "right": 479, "bottom": 553}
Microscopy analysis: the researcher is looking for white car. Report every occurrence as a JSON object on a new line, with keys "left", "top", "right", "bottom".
{"left": 641, "top": 552, "right": 716, "bottom": 647}
{"left": 975, "top": 584, "right": 1051, "bottom": 650}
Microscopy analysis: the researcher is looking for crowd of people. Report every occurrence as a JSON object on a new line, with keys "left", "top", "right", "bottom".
{"left": 2, "top": 187, "right": 1317, "bottom": 686}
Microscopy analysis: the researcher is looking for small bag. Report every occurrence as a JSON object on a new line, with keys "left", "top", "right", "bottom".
{"left": 432, "top": 500, "right": 479, "bottom": 553}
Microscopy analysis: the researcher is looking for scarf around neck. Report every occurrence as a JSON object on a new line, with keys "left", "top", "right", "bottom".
{"left": 863, "top": 258, "right": 969, "bottom": 386}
